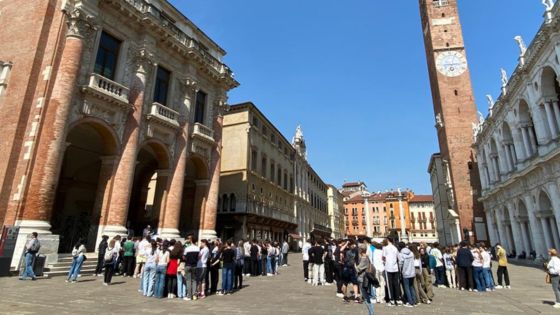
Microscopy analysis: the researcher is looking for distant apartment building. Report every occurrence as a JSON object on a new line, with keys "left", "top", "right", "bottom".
{"left": 409, "top": 195, "right": 438, "bottom": 243}
{"left": 327, "top": 185, "right": 345, "bottom": 239}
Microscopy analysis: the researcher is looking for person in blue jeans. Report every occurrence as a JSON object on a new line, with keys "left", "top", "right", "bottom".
{"left": 67, "top": 239, "right": 86, "bottom": 283}
{"left": 481, "top": 246, "right": 495, "bottom": 291}
{"left": 399, "top": 244, "right": 417, "bottom": 307}
{"left": 143, "top": 241, "right": 158, "bottom": 297}
{"left": 220, "top": 241, "right": 236, "bottom": 295}
{"left": 356, "top": 246, "right": 374, "bottom": 315}
{"left": 19, "top": 232, "right": 40, "bottom": 280}
{"left": 154, "top": 240, "right": 170, "bottom": 298}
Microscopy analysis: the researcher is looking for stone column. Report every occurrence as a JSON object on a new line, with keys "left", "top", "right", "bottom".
{"left": 507, "top": 202, "right": 524, "bottom": 254}
{"left": 193, "top": 180, "right": 209, "bottom": 240}
{"left": 519, "top": 220, "right": 532, "bottom": 253}
{"left": 550, "top": 217, "right": 560, "bottom": 250}
{"left": 495, "top": 210, "right": 509, "bottom": 249}
{"left": 544, "top": 102, "right": 558, "bottom": 138}
{"left": 525, "top": 195, "right": 547, "bottom": 257}
{"left": 153, "top": 170, "right": 170, "bottom": 232}
{"left": 103, "top": 48, "right": 154, "bottom": 237}
{"left": 200, "top": 100, "right": 226, "bottom": 240}
{"left": 23, "top": 9, "right": 95, "bottom": 230}
{"left": 503, "top": 144, "right": 513, "bottom": 172}
{"left": 158, "top": 78, "right": 197, "bottom": 239}
{"left": 485, "top": 210, "right": 498, "bottom": 246}
{"left": 92, "top": 156, "right": 117, "bottom": 250}
{"left": 542, "top": 217, "right": 554, "bottom": 251}
{"left": 552, "top": 101, "right": 560, "bottom": 134}
{"left": 520, "top": 127, "right": 532, "bottom": 158}
{"left": 546, "top": 181, "right": 560, "bottom": 245}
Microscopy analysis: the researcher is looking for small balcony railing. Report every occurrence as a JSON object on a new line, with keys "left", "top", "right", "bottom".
{"left": 149, "top": 102, "right": 180, "bottom": 128}
{"left": 86, "top": 73, "right": 129, "bottom": 104}
{"left": 192, "top": 122, "right": 215, "bottom": 143}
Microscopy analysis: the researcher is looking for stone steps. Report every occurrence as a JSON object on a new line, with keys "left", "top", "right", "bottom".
{"left": 44, "top": 253, "right": 99, "bottom": 277}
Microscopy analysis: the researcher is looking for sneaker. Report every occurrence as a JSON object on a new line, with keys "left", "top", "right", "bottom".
{"left": 553, "top": 303, "right": 560, "bottom": 309}
{"left": 506, "top": 285, "right": 511, "bottom": 289}
{"left": 336, "top": 293, "right": 344, "bottom": 298}
{"left": 460, "top": 287, "right": 465, "bottom": 291}
{"left": 468, "top": 289, "right": 473, "bottom": 292}
{"left": 192, "top": 295, "right": 198, "bottom": 301}
{"left": 426, "top": 300, "right": 432, "bottom": 304}
{"left": 473, "top": 289, "right": 478, "bottom": 292}
{"left": 325, "top": 282, "right": 332, "bottom": 286}
{"left": 183, "top": 297, "right": 191, "bottom": 301}
{"left": 495, "top": 285, "right": 503, "bottom": 289}
{"left": 103, "top": 283, "right": 108, "bottom": 286}
{"left": 199, "top": 294, "right": 206, "bottom": 299}
{"left": 404, "top": 303, "right": 413, "bottom": 308}
{"left": 396, "top": 300, "right": 403, "bottom": 306}
{"left": 217, "top": 292, "right": 224, "bottom": 296}
{"left": 65, "top": 280, "right": 69, "bottom": 283}
{"left": 387, "top": 302, "right": 396, "bottom": 307}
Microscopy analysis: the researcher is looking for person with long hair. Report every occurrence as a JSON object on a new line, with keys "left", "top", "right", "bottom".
{"left": 547, "top": 248, "right": 560, "bottom": 309}
{"left": 399, "top": 242, "right": 417, "bottom": 307}
{"left": 154, "top": 240, "right": 170, "bottom": 298}
{"left": 166, "top": 240, "right": 182, "bottom": 299}
{"left": 411, "top": 244, "right": 430, "bottom": 304}
{"left": 142, "top": 241, "right": 158, "bottom": 296}
{"left": 220, "top": 240, "right": 235, "bottom": 295}
{"left": 95, "top": 235, "right": 109, "bottom": 277}
{"left": 419, "top": 246, "right": 434, "bottom": 300}
{"left": 66, "top": 238, "right": 86, "bottom": 283}
{"left": 443, "top": 246, "right": 456, "bottom": 289}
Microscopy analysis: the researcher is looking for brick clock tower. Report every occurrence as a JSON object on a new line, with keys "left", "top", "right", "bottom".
{"left": 419, "top": 0, "right": 485, "bottom": 242}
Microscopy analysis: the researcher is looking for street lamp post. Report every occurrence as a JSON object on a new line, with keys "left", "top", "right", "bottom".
{"left": 398, "top": 188, "right": 408, "bottom": 242}
{"left": 363, "top": 192, "right": 372, "bottom": 237}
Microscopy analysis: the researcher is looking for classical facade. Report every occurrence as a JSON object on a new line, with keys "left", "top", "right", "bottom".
{"left": 217, "top": 103, "right": 329, "bottom": 241}
{"left": 0, "top": 0, "right": 237, "bottom": 267}
{"left": 473, "top": 1, "right": 560, "bottom": 258}
{"left": 217, "top": 102, "right": 297, "bottom": 241}
{"left": 409, "top": 195, "right": 438, "bottom": 243}
{"left": 292, "top": 127, "right": 331, "bottom": 240}
{"left": 419, "top": 0, "right": 485, "bottom": 242}
{"left": 428, "top": 153, "right": 462, "bottom": 245}
{"left": 327, "top": 185, "right": 345, "bottom": 239}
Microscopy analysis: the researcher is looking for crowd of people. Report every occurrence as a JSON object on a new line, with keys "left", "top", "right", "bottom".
{"left": 300, "top": 237, "right": 517, "bottom": 315}
{"left": 80, "top": 230, "right": 292, "bottom": 300}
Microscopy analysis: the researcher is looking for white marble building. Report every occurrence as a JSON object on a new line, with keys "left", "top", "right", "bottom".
{"left": 473, "top": 1, "right": 560, "bottom": 259}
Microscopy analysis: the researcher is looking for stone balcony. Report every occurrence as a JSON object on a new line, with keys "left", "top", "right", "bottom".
{"left": 82, "top": 73, "right": 129, "bottom": 106}
{"left": 146, "top": 102, "right": 181, "bottom": 129}
{"left": 145, "top": 102, "right": 182, "bottom": 145}
{"left": 192, "top": 122, "right": 215, "bottom": 143}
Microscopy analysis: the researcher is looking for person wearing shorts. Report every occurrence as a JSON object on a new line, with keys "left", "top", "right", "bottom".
{"left": 196, "top": 239, "right": 210, "bottom": 299}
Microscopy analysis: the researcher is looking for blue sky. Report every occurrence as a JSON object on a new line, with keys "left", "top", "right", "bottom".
{"left": 172, "top": 0, "right": 544, "bottom": 194}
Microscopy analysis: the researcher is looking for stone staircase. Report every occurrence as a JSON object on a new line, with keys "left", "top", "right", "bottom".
{"left": 44, "top": 253, "right": 98, "bottom": 277}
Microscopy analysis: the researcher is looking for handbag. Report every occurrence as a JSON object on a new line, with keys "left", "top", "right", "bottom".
{"left": 546, "top": 273, "right": 552, "bottom": 284}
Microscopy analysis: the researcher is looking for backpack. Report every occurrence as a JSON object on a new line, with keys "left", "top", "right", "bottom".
{"left": 344, "top": 249, "right": 356, "bottom": 267}
{"left": 29, "top": 239, "right": 41, "bottom": 253}
{"left": 104, "top": 248, "right": 115, "bottom": 263}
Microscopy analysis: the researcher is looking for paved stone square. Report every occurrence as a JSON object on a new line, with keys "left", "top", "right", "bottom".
{"left": 0, "top": 254, "right": 558, "bottom": 315}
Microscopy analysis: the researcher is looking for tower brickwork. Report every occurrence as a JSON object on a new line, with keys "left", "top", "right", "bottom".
{"left": 419, "top": 0, "right": 484, "bottom": 241}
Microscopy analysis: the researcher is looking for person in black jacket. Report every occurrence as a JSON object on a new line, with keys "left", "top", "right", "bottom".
{"left": 95, "top": 235, "right": 109, "bottom": 277}
{"left": 250, "top": 240, "right": 259, "bottom": 276}
{"left": 456, "top": 241, "right": 475, "bottom": 291}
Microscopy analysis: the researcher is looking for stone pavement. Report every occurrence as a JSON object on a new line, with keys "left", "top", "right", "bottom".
{"left": 0, "top": 254, "right": 559, "bottom": 315}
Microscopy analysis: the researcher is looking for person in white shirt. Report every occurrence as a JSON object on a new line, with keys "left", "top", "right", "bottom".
{"left": 481, "top": 246, "right": 494, "bottom": 291}
{"left": 547, "top": 248, "right": 560, "bottom": 309}
{"left": 372, "top": 242, "right": 385, "bottom": 303}
{"left": 243, "top": 240, "right": 252, "bottom": 276}
{"left": 471, "top": 246, "right": 485, "bottom": 292}
{"left": 302, "top": 239, "right": 312, "bottom": 282}
{"left": 196, "top": 240, "right": 210, "bottom": 299}
{"left": 154, "top": 240, "right": 170, "bottom": 298}
{"left": 66, "top": 238, "right": 86, "bottom": 283}
{"left": 382, "top": 237, "right": 401, "bottom": 306}
{"left": 431, "top": 243, "right": 445, "bottom": 287}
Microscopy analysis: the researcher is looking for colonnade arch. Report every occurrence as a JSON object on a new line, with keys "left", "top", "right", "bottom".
{"left": 51, "top": 119, "right": 120, "bottom": 252}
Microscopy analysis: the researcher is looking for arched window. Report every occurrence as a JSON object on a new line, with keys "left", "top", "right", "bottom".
{"left": 490, "top": 139, "right": 501, "bottom": 182}
{"left": 518, "top": 100, "right": 538, "bottom": 157}
{"left": 501, "top": 122, "right": 517, "bottom": 172}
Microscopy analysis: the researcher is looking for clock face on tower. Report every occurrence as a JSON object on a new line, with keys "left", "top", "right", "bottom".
{"left": 436, "top": 51, "right": 468, "bottom": 77}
